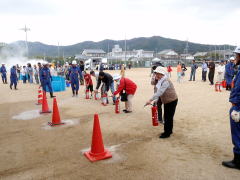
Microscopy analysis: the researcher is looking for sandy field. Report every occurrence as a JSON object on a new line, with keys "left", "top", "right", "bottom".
{"left": 0, "top": 68, "right": 239, "bottom": 180}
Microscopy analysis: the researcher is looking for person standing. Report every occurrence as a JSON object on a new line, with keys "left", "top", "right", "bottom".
{"left": 189, "top": 60, "right": 198, "bottom": 81}
{"left": 177, "top": 62, "right": 182, "bottom": 83}
{"left": 10, "top": 65, "right": 18, "bottom": 90}
{"left": 0, "top": 63, "right": 7, "bottom": 84}
{"left": 113, "top": 74, "right": 137, "bottom": 113}
{"left": 120, "top": 64, "right": 125, "bottom": 78}
{"left": 83, "top": 71, "right": 94, "bottom": 98}
{"left": 216, "top": 61, "right": 225, "bottom": 84}
{"left": 94, "top": 71, "right": 116, "bottom": 104}
{"left": 40, "top": 62, "right": 55, "bottom": 98}
{"left": 33, "top": 65, "right": 39, "bottom": 84}
{"left": 201, "top": 60, "right": 208, "bottom": 82}
{"left": 145, "top": 66, "right": 178, "bottom": 138}
{"left": 222, "top": 46, "right": 240, "bottom": 170}
{"left": 225, "top": 57, "right": 235, "bottom": 91}
{"left": 167, "top": 65, "right": 172, "bottom": 77}
{"left": 208, "top": 60, "right": 215, "bottom": 85}
{"left": 151, "top": 68, "right": 168, "bottom": 123}
{"left": 69, "top": 60, "right": 83, "bottom": 97}
{"left": 21, "top": 66, "right": 27, "bottom": 83}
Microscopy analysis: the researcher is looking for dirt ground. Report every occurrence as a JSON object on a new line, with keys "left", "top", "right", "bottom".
{"left": 0, "top": 68, "right": 239, "bottom": 180}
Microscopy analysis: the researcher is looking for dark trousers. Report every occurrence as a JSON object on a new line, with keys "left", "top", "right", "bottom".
{"left": 202, "top": 71, "right": 207, "bottom": 81}
{"left": 189, "top": 71, "right": 196, "bottom": 81}
{"left": 163, "top": 99, "right": 178, "bottom": 135}
{"left": 208, "top": 71, "right": 215, "bottom": 84}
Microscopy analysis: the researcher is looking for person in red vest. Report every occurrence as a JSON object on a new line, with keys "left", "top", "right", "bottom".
{"left": 167, "top": 65, "right": 172, "bottom": 77}
{"left": 83, "top": 71, "right": 93, "bottom": 98}
{"left": 113, "top": 74, "right": 137, "bottom": 113}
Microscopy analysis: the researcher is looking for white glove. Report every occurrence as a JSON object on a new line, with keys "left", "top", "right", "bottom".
{"left": 231, "top": 110, "right": 240, "bottom": 122}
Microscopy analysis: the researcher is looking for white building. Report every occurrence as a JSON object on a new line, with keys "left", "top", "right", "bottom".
{"left": 157, "top": 49, "right": 179, "bottom": 59}
{"left": 82, "top": 49, "right": 106, "bottom": 58}
{"left": 108, "top": 44, "right": 154, "bottom": 60}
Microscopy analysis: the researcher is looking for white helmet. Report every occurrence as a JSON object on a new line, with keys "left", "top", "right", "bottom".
{"left": 229, "top": 56, "right": 235, "bottom": 61}
{"left": 72, "top": 60, "right": 77, "bottom": 65}
{"left": 154, "top": 66, "right": 167, "bottom": 75}
{"left": 233, "top": 46, "right": 240, "bottom": 54}
{"left": 65, "top": 62, "right": 69, "bottom": 65}
{"left": 42, "top": 62, "right": 48, "bottom": 65}
{"left": 113, "top": 74, "right": 122, "bottom": 80}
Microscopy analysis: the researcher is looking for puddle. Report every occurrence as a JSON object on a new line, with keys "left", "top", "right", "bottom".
{"left": 42, "top": 119, "right": 79, "bottom": 130}
{"left": 12, "top": 110, "right": 41, "bottom": 120}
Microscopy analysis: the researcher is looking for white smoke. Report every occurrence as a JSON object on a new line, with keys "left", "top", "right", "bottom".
{"left": 0, "top": 42, "right": 47, "bottom": 69}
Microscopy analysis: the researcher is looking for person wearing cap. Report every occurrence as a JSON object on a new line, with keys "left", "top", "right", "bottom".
{"left": 68, "top": 60, "right": 83, "bottom": 97}
{"left": 113, "top": 74, "right": 137, "bottom": 113}
{"left": 145, "top": 66, "right": 178, "bottom": 138}
{"left": 94, "top": 72, "right": 116, "bottom": 104}
{"left": 10, "top": 65, "right": 18, "bottom": 90}
{"left": 0, "top": 63, "right": 7, "bottom": 84}
{"left": 222, "top": 46, "right": 240, "bottom": 170}
{"left": 40, "top": 62, "right": 55, "bottom": 98}
{"left": 216, "top": 61, "right": 225, "bottom": 84}
{"left": 225, "top": 57, "right": 235, "bottom": 91}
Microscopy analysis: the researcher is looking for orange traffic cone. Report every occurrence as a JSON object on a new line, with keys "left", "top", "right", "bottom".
{"left": 84, "top": 114, "right": 112, "bottom": 162}
{"left": 36, "top": 87, "right": 43, "bottom": 105}
{"left": 40, "top": 91, "right": 51, "bottom": 114}
{"left": 48, "top": 98, "right": 65, "bottom": 126}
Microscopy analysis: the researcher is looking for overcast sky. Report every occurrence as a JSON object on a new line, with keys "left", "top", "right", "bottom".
{"left": 0, "top": 0, "right": 239, "bottom": 46}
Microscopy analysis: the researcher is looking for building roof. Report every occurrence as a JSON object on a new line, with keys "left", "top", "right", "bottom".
{"left": 82, "top": 49, "right": 106, "bottom": 54}
{"left": 193, "top": 52, "right": 208, "bottom": 57}
{"left": 158, "top": 49, "right": 178, "bottom": 56}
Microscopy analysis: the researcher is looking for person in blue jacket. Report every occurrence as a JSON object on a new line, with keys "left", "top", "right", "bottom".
{"left": 10, "top": 65, "right": 18, "bottom": 90}
{"left": 222, "top": 46, "right": 240, "bottom": 170}
{"left": 0, "top": 63, "right": 7, "bottom": 84}
{"left": 69, "top": 60, "right": 83, "bottom": 97}
{"left": 40, "top": 62, "right": 55, "bottom": 98}
{"left": 225, "top": 57, "right": 235, "bottom": 91}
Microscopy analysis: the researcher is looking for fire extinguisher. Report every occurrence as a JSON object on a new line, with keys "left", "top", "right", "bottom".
{"left": 101, "top": 93, "right": 107, "bottom": 106}
{"left": 85, "top": 89, "right": 90, "bottom": 99}
{"left": 215, "top": 82, "right": 220, "bottom": 92}
{"left": 151, "top": 105, "right": 158, "bottom": 126}
{"left": 231, "top": 81, "right": 235, "bottom": 89}
{"left": 115, "top": 98, "right": 120, "bottom": 114}
{"left": 94, "top": 92, "right": 99, "bottom": 100}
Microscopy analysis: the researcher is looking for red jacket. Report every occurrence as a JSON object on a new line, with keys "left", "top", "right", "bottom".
{"left": 114, "top": 78, "right": 137, "bottom": 95}
{"left": 84, "top": 74, "right": 93, "bottom": 85}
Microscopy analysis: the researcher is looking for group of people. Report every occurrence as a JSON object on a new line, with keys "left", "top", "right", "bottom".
{"left": 148, "top": 46, "right": 240, "bottom": 170}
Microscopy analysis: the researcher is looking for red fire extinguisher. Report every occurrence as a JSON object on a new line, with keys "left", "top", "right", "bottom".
{"left": 94, "top": 92, "right": 99, "bottom": 100}
{"left": 101, "top": 93, "right": 107, "bottom": 106}
{"left": 151, "top": 105, "right": 158, "bottom": 126}
{"left": 115, "top": 98, "right": 120, "bottom": 114}
{"left": 215, "top": 82, "right": 220, "bottom": 92}
{"left": 85, "top": 89, "right": 90, "bottom": 99}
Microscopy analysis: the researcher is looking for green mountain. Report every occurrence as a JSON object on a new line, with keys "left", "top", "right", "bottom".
{"left": 2, "top": 36, "right": 235, "bottom": 57}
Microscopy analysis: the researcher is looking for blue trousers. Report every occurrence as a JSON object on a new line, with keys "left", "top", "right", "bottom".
{"left": 189, "top": 70, "right": 196, "bottom": 81}
{"left": 71, "top": 79, "right": 79, "bottom": 92}
{"left": 10, "top": 79, "right": 17, "bottom": 88}
{"left": 1, "top": 73, "right": 7, "bottom": 83}
{"left": 42, "top": 80, "right": 53, "bottom": 93}
{"left": 230, "top": 106, "right": 240, "bottom": 154}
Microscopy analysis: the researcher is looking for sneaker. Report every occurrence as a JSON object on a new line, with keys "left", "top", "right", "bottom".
{"left": 124, "top": 110, "right": 132, "bottom": 113}
{"left": 159, "top": 133, "right": 170, "bottom": 138}
{"left": 122, "top": 109, "right": 127, "bottom": 112}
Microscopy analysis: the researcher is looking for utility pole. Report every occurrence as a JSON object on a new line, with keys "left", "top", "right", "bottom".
{"left": 57, "top": 42, "right": 60, "bottom": 61}
{"left": 19, "top": 25, "right": 30, "bottom": 58}
{"left": 124, "top": 35, "right": 127, "bottom": 65}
